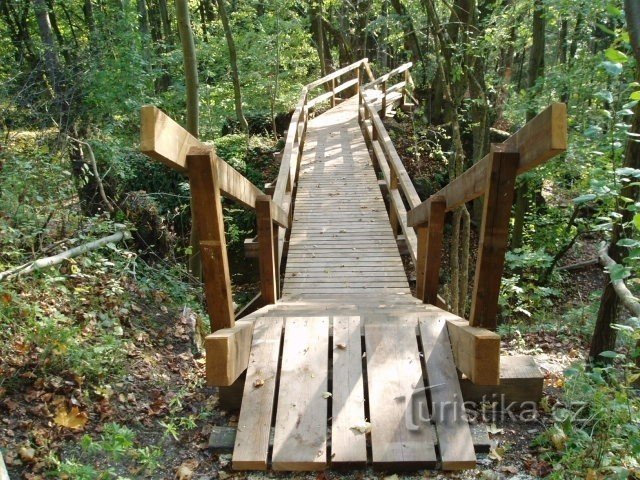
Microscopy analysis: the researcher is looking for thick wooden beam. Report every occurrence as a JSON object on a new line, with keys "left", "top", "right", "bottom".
{"left": 140, "top": 106, "right": 288, "bottom": 224}
{"left": 446, "top": 318, "right": 500, "bottom": 385}
{"left": 469, "top": 146, "right": 519, "bottom": 330}
{"left": 187, "top": 148, "right": 235, "bottom": 332}
{"left": 407, "top": 103, "right": 567, "bottom": 227}
{"left": 205, "top": 320, "right": 253, "bottom": 386}
{"left": 420, "top": 197, "right": 446, "bottom": 304}
{"left": 256, "top": 195, "right": 278, "bottom": 304}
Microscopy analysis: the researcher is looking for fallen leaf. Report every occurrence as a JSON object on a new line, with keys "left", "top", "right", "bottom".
{"left": 253, "top": 379, "right": 265, "bottom": 388}
{"left": 336, "top": 343, "right": 347, "bottom": 350}
{"left": 488, "top": 446, "right": 504, "bottom": 462}
{"left": 322, "top": 392, "right": 332, "bottom": 399}
{"left": 53, "top": 405, "right": 88, "bottom": 430}
{"left": 350, "top": 422, "right": 371, "bottom": 434}
{"left": 487, "top": 423, "right": 504, "bottom": 435}
{"left": 18, "top": 446, "right": 36, "bottom": 463}
{"left": 175, "top": 459, "right": 199, "bottom": 480}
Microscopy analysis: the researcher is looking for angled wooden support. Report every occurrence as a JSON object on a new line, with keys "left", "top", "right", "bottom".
{"left": 187, "top": 148, "right": 235, "bottom": 332}
{"left": 469, "top": 145, "right": 519, "bottom": 330}
{"left": 417, "top": 196, "right": 446, "bottom": 304}
{"left": 256, "top": 195, "right": 279, "bottom": 304}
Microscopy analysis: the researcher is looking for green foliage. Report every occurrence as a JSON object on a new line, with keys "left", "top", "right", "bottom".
{"left": 536, "top": 364, "right": 640, "bottom": 478}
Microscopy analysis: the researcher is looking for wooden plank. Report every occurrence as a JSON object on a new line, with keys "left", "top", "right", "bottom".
{"left": 418, "top": 317, "right": 476, "bottom": 471}
{"left": 256, "top": 196, "right": 278, "bottom": 304}
{"left": 205, "top": 320, "right": 253, "bottom": 387}
{"left": 331, "top": 316, "right": 367, "bottom": 466}
{"left": 420, "top": 197, "right": 446, "bottom": 304}
{"left": 187, "top": 149, "right": 234, "bottom": 331}
{"left": 469, "top": 147, "right": 519, "bottom": 330}
{"left": 272, "top": 317, "right": 329, "bottom": 470}
{"left": 364, "top": 322, "right": 437, "bottom": 469}
{"left": 233, "top": 317, "right": 284, "bottom": 470}
{"left": 407, "top": 103, "right": 568, "bottom": 227}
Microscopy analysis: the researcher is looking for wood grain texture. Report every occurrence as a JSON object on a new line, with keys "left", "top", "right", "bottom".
{"left": 331, "top": 316, "right": 367, "bottom": 466}
{"left": 205, "top": 320, "right": 253, "bottom": 386}
{"left": 420, "top": 197, "right": 446, "bottom": 305}
{"left": 365, "top": 322, "right": 437, "bottom": 469}
{"left": 419, "top": 317, "right": 476, "bottom": 470}
{"left": 469, "top": 147, "right": 519, "bottom": 330}
{"left": 187, "top": 150, "right": 234, "bottom": 331}
{"left": 233, "top": 317, "right": 283, "bottom": 470}
{"left": 256, "top": 196, "right": 278, "bottom": 304}
{"left": 272, "top": 317, "right": 329, "bottom": 471}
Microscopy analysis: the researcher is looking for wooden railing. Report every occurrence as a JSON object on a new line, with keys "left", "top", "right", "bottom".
{"left": 407, "top": 104, "right": 568, "bottom": 330}
{"left": 362, "top": 61, "right": 416, "bottom": 117}
{"left": 140, "top": 106, "right": 292, "bottom": 385}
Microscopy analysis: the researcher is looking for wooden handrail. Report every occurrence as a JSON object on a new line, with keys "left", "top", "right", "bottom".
{"left": 306, "top": 58, "right": 370, "bottom": 90}
{"left": 407, "top": 103, "right": 567, "bottom": 227}
{"left": 363, "top": 62, "right": 412, "bottom": 89}
{"left": 140, "top": 105, "right": 288, "bottom": 227}
{"left": 140, "top": 105, "right": 290, "bottom": 337}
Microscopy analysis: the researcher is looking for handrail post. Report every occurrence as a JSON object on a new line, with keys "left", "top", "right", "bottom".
{"left": 469, "top": 145, "right": 519, "bottom": 330}
{"left": 416, "top": 196, "right": 446, "bottom": 304}
{"left": 186, "top": 148, "right": 235, "bottom": 331}
{"left": 256, "top": 195, "right": 279, "bottom": 304}
{"left": 402, "top": 70, "right": 409, "bottom": 108}
{"left": 356, "top": 64, "right": 361, "bottom": 95}
{"left": 388, "top": 169, "right": 400, "bottom": 237}
{"left": 331, "top": 78, "right": 336, "bottom": 107}
{"left": 381, "top": 79, "right": 387, "bottom": 118}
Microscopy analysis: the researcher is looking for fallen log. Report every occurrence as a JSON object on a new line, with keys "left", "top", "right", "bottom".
{"left": 0, "top": 230, "right": 130, "bottom": 282}
{"left": 598, "top": 245, "right": 640, "bottom": 317}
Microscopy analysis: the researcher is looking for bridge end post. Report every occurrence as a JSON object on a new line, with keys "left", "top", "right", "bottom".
{"left": 186, "top": 148, "right": 235, "bottom": 332}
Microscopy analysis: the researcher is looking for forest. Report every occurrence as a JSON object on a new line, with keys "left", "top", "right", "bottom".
{"left": 0, "top": 0, "right": 639, "bottom": 478}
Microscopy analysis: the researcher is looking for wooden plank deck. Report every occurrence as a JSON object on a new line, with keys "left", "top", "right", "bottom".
{"left": 232, "top": 96, "right": 477, "bottom": 472}
{"left": 282, "top": 96, "right": 410, "bottom": 298}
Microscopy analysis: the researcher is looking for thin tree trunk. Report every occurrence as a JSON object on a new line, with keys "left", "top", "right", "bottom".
{"left": 216, "top": 0, "right": 248, "bottom": 132}
{"left": 159, "top": 0, "right": 173, "bottom": 44}
{"left": 512, "top": 0, "right": 545, "bottom": 250}
{"left": 175, "top": 0, "right": 202, "bottom": 279}
{"left": 137, "top": 0, "right": 149, "bottom": 35}
{"left": 389, "top": 0, "right": 425, "bottom": 67}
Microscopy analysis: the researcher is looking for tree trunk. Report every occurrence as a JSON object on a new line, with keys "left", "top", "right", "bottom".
{"left": 590, "top": 0, "right": 640, "bottom": 363}
{"left": 216, "top": 0, "right": 248, "bottom": 132}
{"left": 137, "top": 0, "right": 149, "bottom": 35}
{"left": 511, "top": 0, "right": 545, "bottom": 250}
{"left": 309, "top": 0, "right": 331, "bottom": 77}
{"left": 33, "top": 0, "right": 62, "bottom": 96}
{"left": 175, "top": 0, "right": 202, "bottom": 279}
{"left": 159, "top": 0, "right": 173, "bottom": 44}
{"left": 389, "top": 0, "right": 425, "bottom": 67}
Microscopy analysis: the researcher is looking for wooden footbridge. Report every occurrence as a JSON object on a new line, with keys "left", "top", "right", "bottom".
{"left": 140, "top": 59, "right": 567, "bottom": 471}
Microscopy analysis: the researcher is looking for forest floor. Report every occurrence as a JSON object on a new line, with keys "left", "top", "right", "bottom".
{"left": 0, "top": 229, "right": 606, "bottom": 480}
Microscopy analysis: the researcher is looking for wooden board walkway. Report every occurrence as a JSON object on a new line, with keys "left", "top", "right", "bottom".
{"left": 282, "top": 95, "right": 410, "bottom": 298}
{"left": 232, "top": 96, "right": 477, "bottom": 472}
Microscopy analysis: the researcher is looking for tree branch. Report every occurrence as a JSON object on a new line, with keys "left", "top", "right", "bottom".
{"left": 599, "top": 244, "right": 640, "bottom": 317}
{"left": 0, "top": 230, "right": 129, "bottom": 282}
